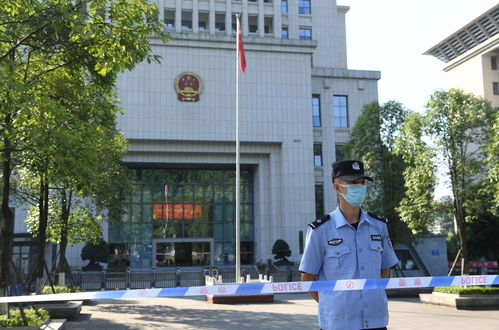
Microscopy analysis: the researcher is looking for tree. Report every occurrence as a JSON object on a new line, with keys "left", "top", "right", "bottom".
{"left": 343, "top": 101, "right": 412, "bottom": 242}
{"left": 397, "top": 89, "right": 495, "bottom": 273}
{"left": 272, "top": 239, "right": 291, "bottom": 264}
{"left": 81, "top": 239, "right": 109, "bottom": 271}
{"left": 0, "top": 0, "right": 167, "bottom": 297}
{"left": 394, "top": 112, "right": 436, "bottom": 234}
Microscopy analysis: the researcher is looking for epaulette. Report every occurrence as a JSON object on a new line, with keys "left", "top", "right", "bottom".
{"left": 367, "top": 212, "right": 388, "bottom": 224}
{"left": 308, "top": 214, "right": 331, "bottom": 229}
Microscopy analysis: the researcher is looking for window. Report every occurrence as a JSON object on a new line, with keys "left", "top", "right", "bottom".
{"left": 312, "top": 94, "right": 321, "bottom": 127}
{"left": 491, "top": 56, "right": 497, "bottom": 70}
{"left": 335, "top": 144, "right": 345, "bottom": 161}
{"left": 181, "top": 11, "right": 192, "bottom": 30}
{"left": 315, "top": 184, "right": 324, "bottom": 219}
{"left": 215, "top": 13, "right": 225, "bottom": 32}
{"left": 314, "top": 143, "right": 322, "bottom": 167}
{"left": 281, "top": 26, "right": 288, "bottom": 39}
{"left": 164, "top": 9, "right": 175, "bottom": 28}
{"left": 333, "top": 95, "right": 348, "bottom": 128}
{"left": 199, "top": 12, "right": 208, "bottom": 31}
{"left": 281, "top": 0, "right": 288, "bottom": 13}
{"left": 299, "top": 27, "right": 312, "bottom": 40}
{"left": 249, "top": 15, "right": 258, "bottom": 33}
{"left": 264, "top": 16, "right": 273, "bottom": 34}
{"left": 493, "top": 82, "right": 499, "bottom": 95}
{"left": 299, "top": 0, "right": 311, "bottom": 14}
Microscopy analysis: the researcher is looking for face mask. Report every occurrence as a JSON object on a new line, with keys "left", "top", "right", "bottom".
{"left": 338, "top": 183, "right": 367, "bottom": 206}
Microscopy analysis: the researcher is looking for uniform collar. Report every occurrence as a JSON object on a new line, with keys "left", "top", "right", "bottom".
{"left": 333, "top": 207, "right": 372, "bottom": 228}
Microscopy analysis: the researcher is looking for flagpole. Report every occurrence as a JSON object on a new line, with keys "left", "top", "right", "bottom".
{"left": 235, "top": 15, "right": 241, "bottom": 284}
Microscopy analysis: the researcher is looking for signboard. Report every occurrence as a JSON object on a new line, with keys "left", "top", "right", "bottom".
{"left": 152, "top": 203, "right": 203, "bottom": 220}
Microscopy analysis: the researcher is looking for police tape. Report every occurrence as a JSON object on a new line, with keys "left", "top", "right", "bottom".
{"left": 0, "top": 275, "right": 497, "bottom": 304}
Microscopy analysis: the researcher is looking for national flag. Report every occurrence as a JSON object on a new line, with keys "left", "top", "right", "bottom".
{"left": 237, "top": 17, "right": 246, "bottom": 74}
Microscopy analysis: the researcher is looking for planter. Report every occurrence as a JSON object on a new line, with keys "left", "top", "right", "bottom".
{"left": 420, "top": 291, "right": 499, "bottom": 310}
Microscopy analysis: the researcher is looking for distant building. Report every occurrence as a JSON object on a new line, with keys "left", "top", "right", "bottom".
{"left": 424, "top": 4, "right": 499, "bottom": 107}
{"left": 13, "top": 0, "right": 380, "bottom": 271}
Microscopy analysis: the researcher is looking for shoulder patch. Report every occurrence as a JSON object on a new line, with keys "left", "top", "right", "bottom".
{"left": 367, "top": 212, "right": 388, "bottom": 224}
{"left": 308, "top": 214, "right": 331, "bottom": 229}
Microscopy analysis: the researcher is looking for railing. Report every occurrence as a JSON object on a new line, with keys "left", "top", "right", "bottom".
{"left": 53, "top": 267, "right": 299, "bottom": 291}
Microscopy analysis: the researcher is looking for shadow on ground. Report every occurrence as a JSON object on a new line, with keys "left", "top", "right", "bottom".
{"left": 66, "top": 302, "right": 318, "bottom": 329}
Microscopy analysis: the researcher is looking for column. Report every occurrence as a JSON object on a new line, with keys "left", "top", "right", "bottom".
{"left": 193, "top": 0, "right": 199, "bottom": 33}
{"left": 273, "top": 0, "right": 282, "bottom": 39}
{"left": 242, "top": 0, "right": 249, "bottom": 36}
{"left": 209, "top": 0, "right": 215, "bottom": 34}
{"left": 175, "top": 0, "right": 182, "bottom": 32}
{"left": 258, "top": 0, "right": 264, "bottom": 38}
{"left": 226, "top": 0, "right": 232, "bottom": 36}
{"left": 288, "top": 0, "right": 298, "bottom": 39}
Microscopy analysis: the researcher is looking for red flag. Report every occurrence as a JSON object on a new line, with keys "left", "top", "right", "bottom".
{"left": 237, "top": 17, "right": 246, "bottom": 74}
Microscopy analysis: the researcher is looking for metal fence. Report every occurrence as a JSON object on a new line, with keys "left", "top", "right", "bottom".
{"left": 56, "top": 267, "right": 298, "bottom": 291}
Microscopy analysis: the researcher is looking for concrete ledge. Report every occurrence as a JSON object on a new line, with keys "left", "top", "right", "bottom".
{"left": 41, "top": 319, "right": 66, "bottom": 330}
{"left": 206, "top": 294, "right": 274, "bottom": 304}
{"left": 420, "top": 292, "right": 499, "bottom": 310}
{"left": 34, "top": 301, "right": 82, "bottom": 320}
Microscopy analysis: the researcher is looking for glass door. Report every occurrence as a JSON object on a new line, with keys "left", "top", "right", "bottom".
{"left": 154, "top": 240, "right": 212, "bottom": 267}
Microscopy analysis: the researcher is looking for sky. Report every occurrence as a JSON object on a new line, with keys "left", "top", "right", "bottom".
{"left": 341, "top": 0, "right": 498, "bottom": 112}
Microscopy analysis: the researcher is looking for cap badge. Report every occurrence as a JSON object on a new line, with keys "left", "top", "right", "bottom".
{"left": 352, "top": 162, "right": 360, "bottom": 170}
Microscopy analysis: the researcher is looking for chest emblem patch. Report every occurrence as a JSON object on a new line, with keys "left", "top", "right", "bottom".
{"left": 328, "top": 238, "right": 343, "bottom": 246}
{"left": 371, "top": 235, "right": 382, "bottom": 241}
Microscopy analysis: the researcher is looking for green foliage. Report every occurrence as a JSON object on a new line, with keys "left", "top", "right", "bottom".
{"left": 434, "top": 286, "right": 499, "bottom": 295}
{"left": 344, "top": 101, "right": 412, "bottom": 242}
{"left": 24, "top": 199, "right": 103, "bottom": 246}
{"left": 42, "top": 285, "right": 80, "bottom": 294}
{"left": 0, "top": 308, "right": 49, "bottom": 327}
{"left": 81, "top": 239, "right": 109, "bottom": 264}
{"left": 394, "top": 112, "right": 436, "bottom": 234}
{"left": 272, "top": 239, "right": 291, "bottom": 262}
{"left": 487, "top": 113, "right": 499, "bottom": 209}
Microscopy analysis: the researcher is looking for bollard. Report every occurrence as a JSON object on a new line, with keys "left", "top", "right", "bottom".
{"left": 246, "top": 274, "right": 251, "bottom": 282}
{"left": 127, "top": 268, "right": 131, "bottom": 289}
{"left": 101, "top": 270, "right": 106, "bottom": 291}
{"left": 176, "top": 267, "right": 181, "bottom": 287}
{"left": 58, "top": 272, "right": 65, "bottom": 287}
{"left": 151, "top": 267, "right": 156, "bottom": 288}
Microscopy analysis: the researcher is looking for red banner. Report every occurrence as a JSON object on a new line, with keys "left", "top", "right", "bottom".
{"left": 449, "top": 260, "right": 498, "bottom": 268}
{"left": 152, "top": 203, "right": 202, "bottom": 220}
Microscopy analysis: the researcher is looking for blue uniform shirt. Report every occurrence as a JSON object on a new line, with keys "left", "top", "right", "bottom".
{"left": 299, "top": 207, "right": 399, "bottom": 330}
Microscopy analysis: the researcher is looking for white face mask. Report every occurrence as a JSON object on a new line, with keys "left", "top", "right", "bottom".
{"left": 337, "top": 183, "right": 367, "bottom": 206}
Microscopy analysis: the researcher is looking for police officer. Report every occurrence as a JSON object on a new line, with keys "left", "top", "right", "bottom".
{"left": 299, "top": 160, "right": 398, "bottom": 330}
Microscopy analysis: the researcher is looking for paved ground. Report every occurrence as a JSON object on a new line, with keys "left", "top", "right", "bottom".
{"left": 66, "top": 293, "right": 499, "bottom": 329}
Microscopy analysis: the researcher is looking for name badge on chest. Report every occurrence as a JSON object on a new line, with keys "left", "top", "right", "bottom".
{"left": 328, "top": 238, "right": 343, "bottom": 246}
{"left": 371, "top": 235, "right": 382, "bottom": 241}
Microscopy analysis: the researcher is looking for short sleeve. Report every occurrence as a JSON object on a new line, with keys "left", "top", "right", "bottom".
{"left": 299, "top": 227, "right": 324, "bottom": 275}
{"left": 381, "top": 226, "right": 398, "bottom": 269}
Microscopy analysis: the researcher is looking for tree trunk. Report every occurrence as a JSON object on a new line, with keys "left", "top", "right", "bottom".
{"left": 57, "top": 190, "right": 70, "bottom": 274}
{"left": 454, "top": 199, "right": 469, "bottom": 274}
{"left": 0, "top": 115, "right": 14, "bottom": 311}
{"left": 35, "top": 175, "right": 49, "bottom": 294}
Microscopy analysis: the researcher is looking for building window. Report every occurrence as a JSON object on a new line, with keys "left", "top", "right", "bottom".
{"left": 164, "top": 9, "right": 175, "bottom": 28}
{"left": 199, "top": 12, "right": 208, "bottom": 31}
{"left": 312, "top": 94, "right": 321, "bottom": 127}
{"left": 281, "top": 26, "right": 288, "bottom": 39}
{"left": 299, "top": 27, "right": 312, "bottom": 40}
{"left": 335, "top": 144, "right": 345, "bottom": 161}
{"left": 315, "top": 184, "right": 324, "bottom": 219}
{"left": 281, "top": 0, "right": 288, "bottom": 13}
{"left": 491, "top": 56, "right": 497, "bottom": 70}
{"left": 264, "top": 16, "right": 273, "bottom": 34}
{"left": 249, "top": 15, "right": 258, "bottom": 33}
{"left": 333, "top": 95, "right": 348, "bottom": 128}
{"left": 215, "top": 13, "right": 225, "bottom": 32}
{"left": 181, "top": 11, "right": 192, "bottom": 30}
{"left": 314, "top": 143, "right": 322, "bottom": 167}
{"left": 493, "top": 82, "right": 499, "bottom": 95}
{"left": 299, "top": 0, "right": 311, "bottom": 14}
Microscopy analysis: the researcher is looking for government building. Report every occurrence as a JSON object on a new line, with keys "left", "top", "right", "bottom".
{"left": 15, "top": 0, "right": 380, "bottom": 270}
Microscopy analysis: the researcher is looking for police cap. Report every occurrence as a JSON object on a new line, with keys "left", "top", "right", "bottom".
{"left": 332, "top": 160, "right": 373, "bottom": 182}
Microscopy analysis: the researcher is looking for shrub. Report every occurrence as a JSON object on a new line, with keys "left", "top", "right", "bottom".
{"left": 434, "top": 286, "right": 499, "bottom": 295}
{"left": 42, "top": 285, "right": 80, "bottom": 294}
{"left": 272, "top": 239, "right": 291, "bottom": 262}
{"left": 0, "top": 308, "right": 49, "bottom": 327}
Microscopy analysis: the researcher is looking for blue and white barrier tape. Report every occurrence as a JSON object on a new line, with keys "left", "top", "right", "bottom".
{"left": 0, "top": 275, "right": 497, "bottom": 304}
